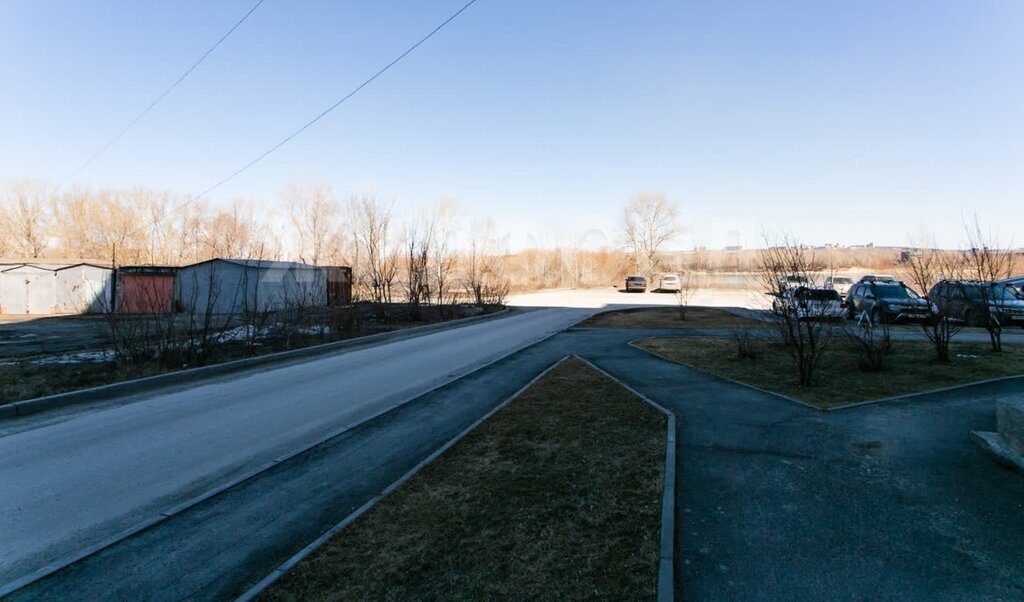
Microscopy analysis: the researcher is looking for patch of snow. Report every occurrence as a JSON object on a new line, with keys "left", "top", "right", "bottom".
{"left": 29, "top": 350, "right": 115, "bottom": 365}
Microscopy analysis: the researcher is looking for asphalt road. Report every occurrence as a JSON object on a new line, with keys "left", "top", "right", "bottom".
{"left": 12, "top": 326, "right": 1023, "bottom": 601}
{"left": 0, "top": 306, "right": 592, "bottom": 592}
{"left": 576, "top": 329, "right": 1024, "bottom": 600}
{"left": 3, "top": 292, "right": 1022, "bottom": 599}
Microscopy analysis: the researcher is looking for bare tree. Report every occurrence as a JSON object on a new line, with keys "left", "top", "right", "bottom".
{"left": 464, "top": 218, "right": 510, "bottom": 306}
{"left": 430, "top": 199, "right": 462, "bottom": 312}
{"left": 349, "top": 193, "right": 399, "bottom": 304}
{"left": 1, "top": 179, "right": 51, "bottom": 258}
{"left": 403, "top": 210, "right": 435, "bottom": 320}
{"left": 964, "top": 218, "right": 1016, "bottom": 352}
{"left": 901, "top": 233, "right": 963, "bottom": 362}
{"left": 284, "top": 181, "right": 341, "bottom": 266}
{"left": 621, "top": 192, "right": 679, "bottom": 281}
{"left": 758, "top": 234, "right": 836, "bottom": 387}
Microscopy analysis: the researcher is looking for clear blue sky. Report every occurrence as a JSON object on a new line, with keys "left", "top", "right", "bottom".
{"left": 2, "top": 0, "right": 1021, "bottom": 249}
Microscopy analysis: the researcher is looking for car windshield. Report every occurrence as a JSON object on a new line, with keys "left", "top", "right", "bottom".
{"left": 628, "top": 277, "right": 644, "bottom": 282}
{"left": 967, "top": 284, "right": 1023, "bottom": 301}
{"left": 832, "top": 277, "right": 853, "bottom": 284}
{"left": 873, "top": 284, "right": 918, "bottom": 300}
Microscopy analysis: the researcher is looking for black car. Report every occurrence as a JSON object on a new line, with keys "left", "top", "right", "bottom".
{"left": 845, "top": 280, "right": 931, "bottom": 323}
{"left": 926, "top": 280, "right": 1024, "bottom": 327}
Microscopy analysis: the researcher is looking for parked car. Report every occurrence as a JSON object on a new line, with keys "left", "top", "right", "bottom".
{"left": 857, "top": 274, "right": 897, "bottom": 283}
{"left": 926, "top": 280, "right": 1024, "bottom": 327}
{"left": 625, "top": 275, "right": 647, "bottom": 292}
{"left": 772, "top": 286, "right": 844, "bottom": 320}
{"left": 659, "top": 274, "right": 681, "bottom": 292}
{"left": 778, "top": 274, "right": 810, "bottom": 290}
{"left": 823, "top": 275, "right": 855, "bottom": 297}
{"left": 846, "top": 280, "right": 931, "bottom": 323}
{"left": 997, "top": 276, "right": 1024, "bottom": 296}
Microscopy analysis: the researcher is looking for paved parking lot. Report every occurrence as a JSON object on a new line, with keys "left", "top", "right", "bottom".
{"left": 0, "top": 316, "right": 109, "bottom": 359}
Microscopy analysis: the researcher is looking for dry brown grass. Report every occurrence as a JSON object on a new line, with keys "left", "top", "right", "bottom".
{"left": 638, "top": 337, "right": 1024, "bottom": 408}
{"left": 578, "top": 306, "right": 761, "bottom": 330}
{"left": 260, "top": 357, "right": 666, "bottom": 601}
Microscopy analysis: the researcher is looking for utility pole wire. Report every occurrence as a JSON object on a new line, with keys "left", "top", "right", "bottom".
{"left": 55, "top": 0, "right": 267, "bottom": 192}
{"left": 196, "top": 0, "right": 480, "bottom": 200}
{"left": 124, "top": 0, "right": 480, "bottom": 242}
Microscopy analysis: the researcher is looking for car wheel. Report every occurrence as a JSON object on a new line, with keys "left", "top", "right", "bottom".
{"left": 965, "top": 310, "right": 979, "bottom": 327}
{"left": 871, "top": 308, "right": 883, "bottom": 326}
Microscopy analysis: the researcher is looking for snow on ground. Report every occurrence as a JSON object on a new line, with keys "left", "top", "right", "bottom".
{"left": 0, "top": 350, "right": 116, "bottom": 366}
{"left": 507, "top": 287, "right": 769, "bottom": 310}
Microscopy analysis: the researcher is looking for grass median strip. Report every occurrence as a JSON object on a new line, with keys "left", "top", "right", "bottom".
{"left": 260, "top": 357, "right": 666, "bottom": 601}
{"left": 579, "top": 306, "right": 760, "bottom": 329}
{"left": 637, "top": 337, "right": 1024, "bottom": 408}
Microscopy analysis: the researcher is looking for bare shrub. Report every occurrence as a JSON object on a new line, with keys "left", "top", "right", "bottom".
{"left": 964, "top": 218, "right": 1016, "bottom": 352}
{"left": 843, "top": 317, "right": 891, "bottom": 372}
{"left": 731, "top": 324, "right": 759, "bottom": 360}
{"left": 464, "top": 219, "right": 510, "bottom": 306}
{"left": 675, "top": 272, "right": 696, "bottom": 321}
{"left": 758, "top": 234, "right": 837, "bottom": 387}
{"left": 901, "top": 234, "right": 963, "bottom": 362}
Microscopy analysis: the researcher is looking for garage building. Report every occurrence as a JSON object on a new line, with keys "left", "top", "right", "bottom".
{"left": 0, "top": 262, "right": 114, "bottom": 315}
{"left": 175, "top": 259, "right": 329, "bottom": 315}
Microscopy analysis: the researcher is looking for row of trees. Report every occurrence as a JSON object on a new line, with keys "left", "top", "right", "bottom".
{"left": 0, "top": 180, "right": 684, "bottom": 303}
{"left": 0, "top": 178, "right": 516, "bottom": 308}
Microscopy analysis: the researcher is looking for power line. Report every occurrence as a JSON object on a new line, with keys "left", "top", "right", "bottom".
{"left": 125, "top": 0, "right": 481, "bottom": 242}
{"left": 55, "top": 0, "right": 267, "bottom": 191}
{"left": 196, "top": 0, "right": 480, "bottom": 201}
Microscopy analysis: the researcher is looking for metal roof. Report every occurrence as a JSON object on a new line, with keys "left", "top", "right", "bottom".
{"left": 181, "top": 258, "right": 322, "bottom": 271}
{"left": 0, "top": 263, "right": 58, "bottom": 273}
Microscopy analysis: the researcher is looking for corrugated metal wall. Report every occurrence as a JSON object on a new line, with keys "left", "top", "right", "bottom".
{"left": 118, "top": 272, "right": 175, "bottom": 314}
{"left": 176, "top": 260, "right": 330, "bottom": 315}
{"left": 0, "top": 264, "right": 113, "bottom": 315}
{"left": 56, "top": 265, "right": 113, "bottom": 313}
{"left": 0, "top": 265, "right": 57, "bottom": 314}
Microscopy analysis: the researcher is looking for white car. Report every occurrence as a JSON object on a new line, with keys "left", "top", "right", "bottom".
{"left": 778, "top": 274, "right": 810, "bottom": 290}
{"left": 823, "top": 276, "right": 855, "bottom": 297}
{"left": 659, "top": 274, "right": 681, "bottom": 292}
{"left": 772, "top": 287, "right": 845, "bottom": 320}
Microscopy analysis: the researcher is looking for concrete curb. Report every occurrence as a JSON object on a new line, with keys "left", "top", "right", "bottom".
{"left": 0, "top": 307, "right": 511, "bottom": 421}
{"left": 235, "top": 356, "right": 575, "bottom": 602}
{"left": 627, "top": 337, "right": 1024, "bottom": 413}
{"left": 971, "top": 431, "right": 1024, "bottom": 474}
{"left": 626, "top": 338, "right": 820, "bottom": 411}
{"left": 824, "top": 374, "right": 1024, "bottom": 412}
{"left": 572, "top": 355, "right": 677, "bottom": 602}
